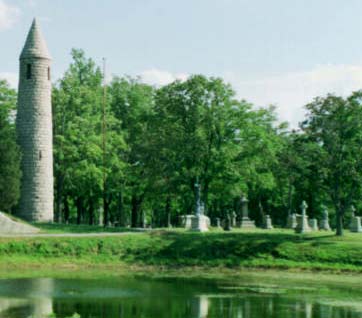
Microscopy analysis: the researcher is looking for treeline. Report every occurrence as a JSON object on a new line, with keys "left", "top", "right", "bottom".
{"left": 2, "top": 49, "right": 362, "bottom": 235}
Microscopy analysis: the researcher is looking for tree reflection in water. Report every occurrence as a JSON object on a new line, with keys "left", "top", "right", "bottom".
{"left": 0, "top": 278, "right": 360, "bottom": 318}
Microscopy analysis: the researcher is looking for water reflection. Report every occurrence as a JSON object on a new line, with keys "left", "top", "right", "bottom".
{"left": 191, "top": 296, "right": 209, "bottom": 318}
{"left": 0, "top": 278, "right": 53, "bottom": 318}
{"left": 0, "top": 278, "right": 360, "bottom": 318}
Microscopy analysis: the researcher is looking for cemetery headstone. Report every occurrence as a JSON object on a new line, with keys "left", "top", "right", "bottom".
{"left": 223, "top": 213, "right": 232, "bottom": 231}
{"left": 319, "top": 205, "right": 331, "bottom": 231}
{"left": 350, "top": 206, "right": 362, "bottom": 233}
{"left": 231, "top": 211, "right": 237, "bottom": 227}
{"left": 239, "top": 195, "right": 256, "bottom": 229}
{"left": 181, "top": 215, "right": 194, "bottom": 229}
{"left": 350, "top": 217, "right": 362, "bottom": 233}
{"left": 308, "top": 218, "right": 319, "bottom": 231}
{"left": 215, "top": 217, "right": 222, "bottom": 229}
{"left": 295, "top": 201, "right": 311, "bottom": 234}
{"left": 351, "top": 205, "right": 356, "bottom": 218}
{"left": 263, "top": 215, "right": 273, "bottom": 229}
{"left": 286, "top": 213, "right": 298, "bottom": 229}
{"left": 190, "top": 179, "right": 209, "bottom": 232}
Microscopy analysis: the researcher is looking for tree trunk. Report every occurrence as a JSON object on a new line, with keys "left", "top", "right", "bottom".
{"left": 117, "top": 192, "right": 124, "bottom": 226}
{"left": 259, "top": 199, "right": 265, "bottom": 226}
{"left": 89, "top": 199, "right": 94, "bottom": 225}
{"left": 131, "top": 195, "right": 140, "bottom": 228}
{"left": 64, "top": 196, "right": 70, "bottom": 224}
{"left": 165, "top": 195, "right": 171, "bottom": 227}
{"left": 103, "top": 193, "right": 111, "bottom": 227}
{"left": 55, "top": 174, "right": 64, "bottom": 223}
{"left": 76, "top": 197, "right": 83, "bottom": 225}
{"left": 336, "top": 210, "right": 344, "bottom": 236}
{"left": 287, "top": 180, "right": 292, "bottom": 216}
{"left": 203, "top": 180, "right": 209, "bottom": 214}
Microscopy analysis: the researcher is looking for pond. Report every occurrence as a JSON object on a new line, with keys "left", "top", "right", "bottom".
{"left": 0, "top": 272, "right": 361, "bottom": 318}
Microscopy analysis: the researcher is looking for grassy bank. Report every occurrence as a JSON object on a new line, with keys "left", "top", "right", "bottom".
{"left": 34, "top": 223, "right": 145, "bottom": 234}
{"left": 1, "top": 229, "right": 362, "bottom": 273}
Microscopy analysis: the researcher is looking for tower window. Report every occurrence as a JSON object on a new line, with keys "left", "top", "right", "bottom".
{"left": 47, "top": 67, "right": 50, "bottom": 80}
{"left": 26, "top": 64, "right": 32, "bottom": 79}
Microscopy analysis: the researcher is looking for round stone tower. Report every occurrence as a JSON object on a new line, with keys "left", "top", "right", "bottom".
{"left": 16, "top": 18, "right": 54, "bottom": 222}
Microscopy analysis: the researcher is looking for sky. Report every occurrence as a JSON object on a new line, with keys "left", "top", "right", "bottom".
{"left": 2, "top": 0, "right": 362, "bottom": 127}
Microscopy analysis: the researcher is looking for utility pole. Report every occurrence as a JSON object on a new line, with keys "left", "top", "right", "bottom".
{"left": 102, "top": 57, "right": 107, "bottom": 226}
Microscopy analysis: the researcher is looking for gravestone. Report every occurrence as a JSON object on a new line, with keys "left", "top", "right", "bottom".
{"left": 239, "top": 195, "right": 256, "bottom": 229}
{"left": 215, "top": 217, "right": 222, "bottom": 229}
{"left": 231, "top": 211, "right": 237, "bottom": 227}
{"left": 308, "top": 218, "right": 319, "bottom": 231}
{"left": 263, "top": 215, "right": 273, "bottom": 230}
{"left": 190, "top": 180, "right": 209, "bottom": 232}
{"left": 295, "top": 201, "right": 311, "bottom": 234}
{"left": 319, "top": 205, "right": 331, "bottom": 231}
{"left": 181, "top": 215, "right": 194, "bottom": 229}
{"left": 351, "top": 205, "right": 356, "bottom": 218}
{"left": 350, "top": 206, "right": 362, "bottom": 233}
{"left": 223, "top": 214, "right": 232, "bottom": 231}
{"left": 350, "top": 217, "right": 362, "bottom": 233}
{"left": 286, "top": 213, "right": 298, "bottom": 229}
{"left": 190, "top": 215, "right": 209, "bottom": 232}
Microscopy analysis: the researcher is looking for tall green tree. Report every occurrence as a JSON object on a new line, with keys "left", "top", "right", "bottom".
{"left": 150, "top": 75, "right": 282, "bottom": 223}
{"left": 151, "top": 75, "right": 244, "bottom": 219}
{"left": 302, "top": 92, "right": 362, "bottom": 235}
{"left": 0, "top": 80, "right": 21, "bottom": 212}
{"left": 53, "top": 49, "right": 125, "bottom": 225}
{"left": 108, "top": 77, "right": 154, "bottom": 227}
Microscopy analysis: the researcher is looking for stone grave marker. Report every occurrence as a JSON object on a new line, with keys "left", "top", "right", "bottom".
{"left": 295, "top": 201, "right": 311, "bottom": 234}
{"left": 239, "top": 195, "right": 256, "bottom": 229}
{"left": 319, "top": 205, "right": 331, "bottom": 231}
{"left": 263, "top": 215, "right": 273, "bottom": 230}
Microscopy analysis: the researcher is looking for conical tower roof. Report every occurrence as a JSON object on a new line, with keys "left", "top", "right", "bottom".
{"left": 20, "top": 18, "right": 51, "bottom": 60}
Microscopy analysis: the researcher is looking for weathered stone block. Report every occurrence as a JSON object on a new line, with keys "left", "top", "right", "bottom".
{"left": 295, "top": 215, "right": 311, "bottom": 234}
{"left": 190, "top": 215, "right": 210, "bottom": 232}
{"left": 350, "top": 216, "right": 362, "bottom": 233}
{"left": 263, "top": 215, "right": 273, "bottom": 230}
{"left": 308, "top": 218, "right": 319, "bottom": 231}
{"left": 286, "top": 214, "right": 298, "bottom": 229}
{"left": 16, "top": 19, "right": 54, "bottom": 223}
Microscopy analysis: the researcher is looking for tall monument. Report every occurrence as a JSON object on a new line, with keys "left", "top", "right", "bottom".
{"left": 16, "top": 18, "right": 54, "bottom": 222}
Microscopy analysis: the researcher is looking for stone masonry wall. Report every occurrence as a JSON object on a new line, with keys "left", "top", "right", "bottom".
{"left": 16, "top": 56, "right": 53, "bottom": 222}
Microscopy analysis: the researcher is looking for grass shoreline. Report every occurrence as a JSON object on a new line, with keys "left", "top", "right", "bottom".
{"left": 1, "top": 228, "right": 362, "bottom": 275}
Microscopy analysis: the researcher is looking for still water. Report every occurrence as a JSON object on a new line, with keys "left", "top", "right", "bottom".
{"left": 0, "top": 275, "right": 361, "bottom": 318}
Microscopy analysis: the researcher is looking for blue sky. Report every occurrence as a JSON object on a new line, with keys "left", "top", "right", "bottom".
{"left": 2, "top": 0, "right": 362, "bottom": 126}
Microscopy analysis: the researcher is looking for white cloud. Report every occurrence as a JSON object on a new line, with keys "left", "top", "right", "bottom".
{"left": 38, "top": 16, "right": 51, "bottom": 23}
{"left": 26, "top": 0, "right": 36, "bottom": 7}
{"left": 139, "top": 68, "right": 188, "bottom": 86}
{"left": 0, "top": 0, "right": 20, "bottom": 31}
{"left": 0, "top": 72, "right": 18, "bottom": 88}
{"left": 134, "top": 65, "right": 362, "bottom": 128}
{"left": 224, "top": 65, "right": 362, "bottom": 128}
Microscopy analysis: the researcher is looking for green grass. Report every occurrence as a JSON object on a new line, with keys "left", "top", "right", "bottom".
{"left": 1, "top": 228, "right": 362, "bottom": 273}
{"left": 34, "top": 223, "right": 143, "bottom": 233}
